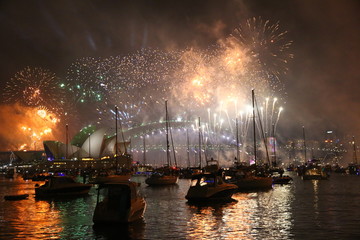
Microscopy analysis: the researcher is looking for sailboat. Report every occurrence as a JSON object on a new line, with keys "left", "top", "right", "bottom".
{"left": 225, "top": 90, "right": 273, "bottom": 190}
{"left": 185, "top": 117, "right": 238, "bottom": 202}
{"left": 145, "top": 101, "right": 178, "bottom": 186}
{"left": 347, "top": 136, "right": 359, "bottom": 175}
{"left": 270, "top": 124, "right": 292, "bottom": 184}
{"left": 90, "top": 106, "right": 131, "bottom": 184}
{"left": 301, "top": 127, "right": 328, "bottom": 180}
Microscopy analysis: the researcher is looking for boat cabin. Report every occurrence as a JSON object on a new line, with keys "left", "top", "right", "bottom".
{"left": 190, "top": 173, "right": 225, "bottom": 187}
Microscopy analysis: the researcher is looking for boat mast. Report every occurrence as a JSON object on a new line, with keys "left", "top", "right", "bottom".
{"left": 272, "top": 124, "right": 277, "bottom": 167}
{"left": 303, "top": 126, "right": 307, "bottom": 163}
{"left": 165, "top": 101, "right": 171, "bottom": 166}
{"left": 115, "top": 106, "right": 118, "bottom": 169}
{"left": 65, "top": 124, "right": 69, "bottom": 159}
{"left": 353, "top": 136, "right": 358, "bottom": 164}
{"left": 186, "top": 128, "right": 190, "bottom": 167}
{"left": 236, "top": 118, "right": 240, "bottom": 163}
{"left": 252, "top": 89, "right": 257, "bottom": 166}
{"left": 198, "top": 117, "right": 202, "bottom": 169}
{"left": 143, "top": 135, "right": 146, "bottom": 165}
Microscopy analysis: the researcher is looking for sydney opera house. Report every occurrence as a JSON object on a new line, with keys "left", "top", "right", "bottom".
{"left": 43, "top": 127, "right": 129, "bottom": 161}
{"left": 8, "top": 125, "right": 133, "bottom": 170}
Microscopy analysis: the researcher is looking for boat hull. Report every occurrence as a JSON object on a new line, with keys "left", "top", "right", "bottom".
{"left": 93, "top": 198, "right": 146, "bottom": 224}
{"left": 186, "top": 187, "right": 237, "bottom": 202}
{"left": 35, "top": 185, "right": 92, "bottom": 197}
{"left": 145, "top": 175, "right": 178, "bottom": 186}
{"left": 272, "top": 176, "right": 292, "bottom": 184}
{"left": 234, "top": 176, "right": 273, "bottom": 190}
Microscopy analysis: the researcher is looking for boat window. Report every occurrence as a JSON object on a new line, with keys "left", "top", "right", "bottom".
{"left": 190, "top": 179, "right": 198, "bottom": 187}
{"left": 200, "top": 177, "right": 215, "bottom": 186}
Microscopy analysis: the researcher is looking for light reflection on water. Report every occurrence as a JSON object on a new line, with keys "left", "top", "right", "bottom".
{"left": 1, "top": 173, "right": 360, "bottom": 239}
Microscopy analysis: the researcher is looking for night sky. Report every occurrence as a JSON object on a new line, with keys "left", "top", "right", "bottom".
{"left": 1, "top": 0, "right": 360, "bottom": 142}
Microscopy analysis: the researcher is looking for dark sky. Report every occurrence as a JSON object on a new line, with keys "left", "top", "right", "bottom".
{"left": 1, "top": 0, "right": 360, "bottom": 141}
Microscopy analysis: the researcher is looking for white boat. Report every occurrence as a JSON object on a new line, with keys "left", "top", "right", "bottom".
{"left": 185, "top": 173, "right": 238, "bottom": 202}
{"left": 93, "top": 181, "right": 146, "bottom": 224}
{"left": 35, "top": 176, "right": 92, "bottom": 198}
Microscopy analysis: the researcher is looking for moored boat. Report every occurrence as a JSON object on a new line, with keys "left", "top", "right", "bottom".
{"left": 35, "top": 176, "right": 92, "bottom": 198}
{"left": 232, "top": 175, "right": 273, "bottom": 190}
{"left": 89, "top": 173, "right": 131, "bottom": 184}
{"left": 302, "top": 166, "right": 328, "bottom": 180}
{"left": 272, "top": 175, "right": 293, "bottom": 184}
{"left": 145, "top": 101, "right": 179, "bottom": 186}
{"left": 93, "top": 181, "right": 146, "bottom": 224}
{"left": 145, "top": 172, "right": 178, "bottom": 186}
{"left": 225, "top": 166, "right": 273, "bottom": 191}
{"left": 185, "top": 173, "right": 238, "bottom": 202}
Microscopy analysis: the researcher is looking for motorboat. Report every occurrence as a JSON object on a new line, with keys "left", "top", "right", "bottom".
{"left": 302, "top": 166, "right": 328, "bottom": 180}
{"left": 272, "top": 175, "right": 293, "bottom": 184}
{"left": 93, "top": 181, "right": 146, "bottom": 224}
{"left": 35, "top": 176, "right": 92, "bottom": 198}
{"left": 145, "top": 172, "right": 178, "bottom": 186}
{"left": 185, "top": 173, "right": 238, "bottom": 202}
{"left": 270, "top": 168, "right": 293, "bottom": 184}
{"left": 300, "top": 159, "right": 329, "bottom": 180}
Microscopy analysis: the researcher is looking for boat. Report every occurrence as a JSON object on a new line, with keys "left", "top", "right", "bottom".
{"left": 302, "top": 166, "right": 328, "bottom": 180}
{"left": 89, "top": 170, "right": 131, "bottom": 184}
{"left": 203, "top": 158, "right": 220, "bottom": 174}
{"left": 145, "top": 171, "right": 178, "bottom": 185}
{"left": 300, "top": 159, "right": 329, "bottom": 180}
{"left": 272, "top": 175, "right": 293, "bottom": 184}
{"left": 4, "top": 194, "right": 29, "bottom": 201}
{"left": 225, "top": 167, "right": 273, "bottom": 190}
{"left": 270, "top": 168, "right": 292, "bottom": 184}
{"left": 185, "top": 173, "right": 238, "bottom": 202}
{"left": 145, "top": 101, "right": 179, "bottom": 186}
{"left": 35, "top": 176, "right": 92, "bottom": 198}
{"left": 225, "top": 90, "right": 273, "bottom": 191}
{"left": 93, "top": 181, "right": 146, "bottom": 224}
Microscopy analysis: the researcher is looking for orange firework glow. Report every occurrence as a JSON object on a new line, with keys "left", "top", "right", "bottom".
{"left": 0, "top": 103, "right": 60, "bottom": 151}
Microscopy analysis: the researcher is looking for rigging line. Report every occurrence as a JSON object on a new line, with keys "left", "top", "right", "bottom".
{"left": 255, "top": 94, "right": 271, "bottom": 165}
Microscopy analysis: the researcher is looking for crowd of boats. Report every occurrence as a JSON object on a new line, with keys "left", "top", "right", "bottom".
{"left": 2, "top": 157, "right": 360, "bottom": 225}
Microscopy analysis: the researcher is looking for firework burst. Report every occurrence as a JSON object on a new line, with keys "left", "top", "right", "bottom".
{"left": 230, "top": 17, "right": 293, "bottom": 78}
{"left": 3, "top": 66, "right": 65, "bottom": 114}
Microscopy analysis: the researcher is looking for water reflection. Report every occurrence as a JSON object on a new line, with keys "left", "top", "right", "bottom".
{"left": 2, "top": 173, "right": 360, "bottom": 239}
{"left": 184, "top": 185, "right": 294, "bottom": 239}
{"left": 3, "top": 194, "right": 63, "bottom": 239}
{"left": 93, "top": 220, "right": 146, "bottom": 239}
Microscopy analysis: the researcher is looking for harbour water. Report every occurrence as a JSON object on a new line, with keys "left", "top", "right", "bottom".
{"left": 1, "top": 173, "right": 360, "bottom": 239}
